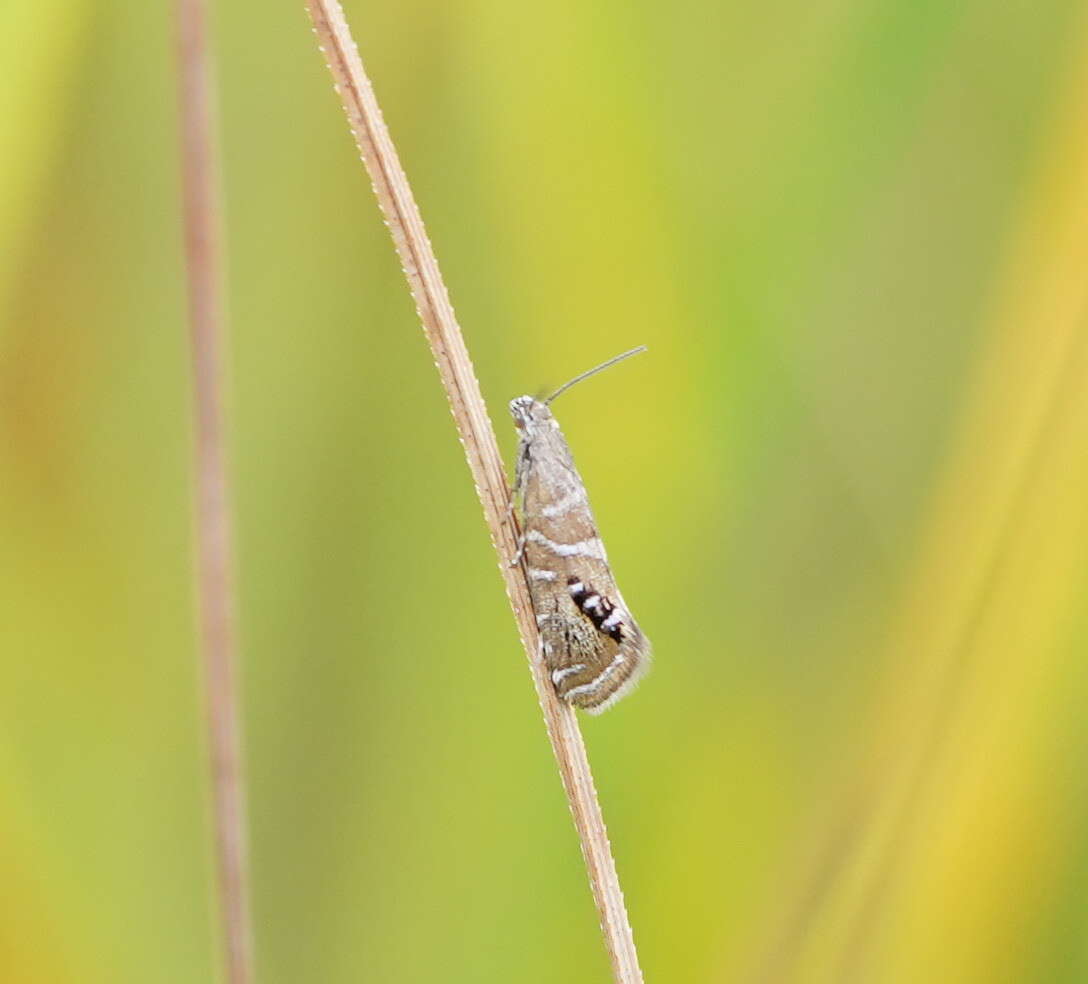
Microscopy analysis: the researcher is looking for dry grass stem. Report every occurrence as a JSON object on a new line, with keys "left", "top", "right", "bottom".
{"left": 304, "top": 2, "right": 643, "bottom": 980}
{"left": 174, "top": 0, "right": 254, "bottom": 981}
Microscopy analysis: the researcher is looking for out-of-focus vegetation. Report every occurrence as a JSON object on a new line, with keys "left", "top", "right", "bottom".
{"left": 3, "top": 1, "right": 1088, "bottom": 981}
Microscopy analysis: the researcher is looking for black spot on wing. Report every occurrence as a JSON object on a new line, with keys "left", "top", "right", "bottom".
{"left": 567, "top": 576, "right": 624, "bottom": 642}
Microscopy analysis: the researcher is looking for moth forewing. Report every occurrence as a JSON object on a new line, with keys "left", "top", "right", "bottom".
{"left": 509, "top": 391, "right": 650, "bottom": 713}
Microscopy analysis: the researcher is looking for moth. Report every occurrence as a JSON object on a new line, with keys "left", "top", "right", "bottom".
{"left": 509, "top": 347, "right": 651, "bottom": 714}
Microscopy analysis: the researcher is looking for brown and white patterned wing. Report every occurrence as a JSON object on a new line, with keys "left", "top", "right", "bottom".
{"left": 521, "top": 484, "right": 649, "bottom": 713}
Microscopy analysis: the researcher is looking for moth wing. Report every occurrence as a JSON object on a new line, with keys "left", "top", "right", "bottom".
{"left": 550, "top": 579, "right": 650, "bottom": 712}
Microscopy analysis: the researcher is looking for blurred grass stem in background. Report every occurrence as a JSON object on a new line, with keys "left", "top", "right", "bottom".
{"left": 744, "top": 15, "right": 1088, "bottom": 980}
{"left": 174, "top": 0, "right": 254, "bottom": 980}
{"left": 304, "top": 1, "right": 643, "bottom": 980}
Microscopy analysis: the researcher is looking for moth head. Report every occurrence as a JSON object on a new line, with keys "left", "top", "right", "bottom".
{"left": 509, "top": 395, "right": 553, "bottom": 434}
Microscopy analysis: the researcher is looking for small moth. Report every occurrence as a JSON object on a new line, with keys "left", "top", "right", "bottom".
{"left": 509, "top": 347, "right": 651, "bottom": 714}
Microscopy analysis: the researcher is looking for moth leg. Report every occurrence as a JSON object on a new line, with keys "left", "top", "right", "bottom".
{"left": 509, "top": 531, "right": 527, "bottom": 567}
{"left": 507, "top": 444, "right": 531, "bottom": 518}
{"left": 505, "top": 447, "right": 531, "bottom": 567}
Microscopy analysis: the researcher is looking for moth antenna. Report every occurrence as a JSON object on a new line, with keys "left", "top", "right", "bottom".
{"left": 544, "top": 345, "right": 647, "bottom": 405}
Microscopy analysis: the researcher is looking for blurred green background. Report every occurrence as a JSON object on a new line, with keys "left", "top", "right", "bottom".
{"left": 4, "top": 1, "right": 1088, "bottom": 981}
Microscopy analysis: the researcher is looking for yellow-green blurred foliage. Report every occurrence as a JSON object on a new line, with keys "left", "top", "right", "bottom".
{"left": 3, "top": 1, "right": 1088, "bottom": 981}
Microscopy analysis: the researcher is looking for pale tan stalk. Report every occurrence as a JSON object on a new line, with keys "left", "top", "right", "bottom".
{"left": 175, "top": 0, "right": 254, "bottom": 981}
{"left": 304, "top": 3, "right": 644, "bottom": 980}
